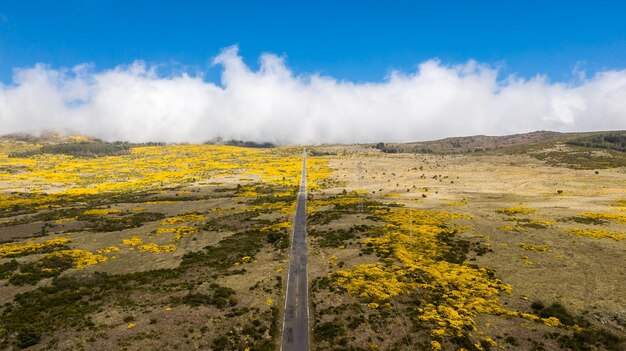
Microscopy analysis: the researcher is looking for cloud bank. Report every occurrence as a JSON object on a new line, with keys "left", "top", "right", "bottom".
{"left": 1, "top": 46, "right": 626, "bottom": 144}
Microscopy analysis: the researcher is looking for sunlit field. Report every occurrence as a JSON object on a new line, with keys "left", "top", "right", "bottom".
{"left": 0, "top": 135, "right": 625, "bottom": 350}
{"left": 0, "top": 136, "right": 329, "bottom": 350}
{"left": 306, "top": 143, "right": 625, "bottom": 351}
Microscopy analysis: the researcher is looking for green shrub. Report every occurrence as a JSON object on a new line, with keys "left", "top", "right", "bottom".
{"left": 179, "top": 284, "right": 237, "bottom": 309}
{"left": 84, "top": 212, "right": 165, "bottom": 232}
{"left": 558, "top": 329, "right": 623, "bottom": 351}
{"left": 8, "top": 252, "right": 78, "bottom": 286}
{"left": 16, "top": 329, "right": 41, "bottom": 349}
{"left": 7, "top": 141, "right": 162, "bottom": 158}
{"left": 504, "top": 335, "right": 519, "bottom": 346}
{"left": 314, "top": 321, "right": 345, "bottom": 342}
{"left": 567, "top": 133, "right": 626, "bottom": 152}
{"left": 531, "top": 301, "right": 545, "bottom": 311}
{"left": 0, "top": 260, "right": 19, "bottom": 279}
{"left": 563, "top": 216, "right": 608, "bottom": 225}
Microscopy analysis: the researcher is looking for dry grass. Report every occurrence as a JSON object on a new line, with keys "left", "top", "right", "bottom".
{"left": 308, "top": 146, "right": 626, "bottom": 350}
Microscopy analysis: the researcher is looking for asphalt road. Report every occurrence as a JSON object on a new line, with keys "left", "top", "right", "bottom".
{"left": 280, "top": 149, "right": 309, "bottom": 351}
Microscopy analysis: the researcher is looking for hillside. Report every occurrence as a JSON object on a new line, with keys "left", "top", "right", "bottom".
{"left": 375, "top": 130, "right": 564, "bottom": 154}
{"left": 374, "top": 130, "right": 626, "bottom": 169}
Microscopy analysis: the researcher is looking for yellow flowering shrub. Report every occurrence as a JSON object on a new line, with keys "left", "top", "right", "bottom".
{"left": 121, "top": 236, "right": 142, "bottom": 246}
{"left": 306, "top": 156, "right": 333, "bottom": 190}
{"left": 0, "top": 237, "right": 71, "bottom": 258}
{"left": 308, "top": 195, "right": 361, "bottom": 214}
{"left": 137, "top": 243, "right": 176, "bottom": 253}
{"left": 526, "top": 219, "right": 554, "bottom": 226}
{"left": 566, "top": 228, "right": 625, "bottom": 241}
{"left": 611, "top": 199, "right": 626, "bottom": 211}
{"left": 144, "top": 200, "right": 177, "bottom": 205}
{"left": 234, "top": 256, "right": 254, "bottom": 265}
{"left": 97, "top": 246, "right": 120, "bottom": 254}
{"left": 496, "top": 207, "right": 536, "bottom": 216}
{"left": 335, "top": 264, "right": 408, "bottom": 301}
{"left": 446, "top": 200, "right": 467, "bottom": 207}
{"left": 520, "top": 243, "right": 550, "bottom": 252}
{"left": 543, "top": 317, "right": 562, "bottom": 327}
{"left": 260, "top": 221, "right": 291, "bottom": 233}
{"left": 155, "top": 225, "right": 198, "bottom": 241}
{"left": 334, "top": 206, "right": 565, "bottom": 340}
{"left": 54, "top": 217, "right": 77, "bottom": 223}
{"left": 160, "top": 213, "right": 205, "bottom": 225}
{"left": 0, "top": 144, "right": 313, "bottom": 213}
{"left": 576, "top": 212, "right": 626, "bottom": 224}
{"left": 83, "top": 208, "right": 121, "bottom": 216}
{"left": 43, "top": 249, "right": 108, "bottom": 269}
{"left": 430, "top": 340, "right": 442, "bottom": 350}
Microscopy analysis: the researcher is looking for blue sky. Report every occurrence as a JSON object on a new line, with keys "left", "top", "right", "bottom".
{"left": 1, "top": 0, "right": 625, "bottom": 84}
{"left": 1, "top": 1, "right": 626, "bottom": 143}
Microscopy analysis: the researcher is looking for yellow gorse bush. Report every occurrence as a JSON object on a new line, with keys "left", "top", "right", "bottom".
{"left": 334, "top": 206, "right": 564, "bottom": 340}
{"left": 0, "top": 144, "right": 317, "bottom": 212}
{"left": 0, "top": 237, "right": 71, "bottom": 258}
{"left": 260, "top": 221, "right": 291, "bottom": 233}
{"left": 43, "top": 249, "right": 108, "bottom": 269}
{"left": 155, "top": 225, "right": 198, "bottom": 241}
{"left": 83, "top": 208, "right": 121, "bottom": 216}
{"left": 526, "top": 219, "right": 554, "bottom": 226}
{"left": 121, "top": 236, "right": 142, "bottom": 246}
{"left": 306, "top": 156, "right": 333, "bottom": 191}
{"left": 496, "top": 206, "right": 536, "bottom": 216}
{"left": 156, "top": 213, "right": 206, "bottom": 241}
{"left": 335, "top": 263, "right": 408, "bottom": 301}
{"left": 144, "top": 200, "right": 177, "bottom": 205}
{"left": 307, "top": 193, "right": 361, "bottom": 214}
{"left": 160, "top": 213, "right": 205, "bottom": 225}
{"left": 566, "top": 228, "right": 625, "bottom": 241}
{"left": 577, "top": 212, "right": 626, "bottom": 224}
{"left": 611, "top": 199, "right": 626, "bottom": 211}
{"left": 97, "top": 246, "right": 120, "bottom": 254}
{"left": 520, "top": 243, "right": 550, "bottom": 252}
{"left": 137, "top": 243, "right": 176, "bottom": 253}
{"left": 54, "top": 217, "right": 77, "bottom": 223}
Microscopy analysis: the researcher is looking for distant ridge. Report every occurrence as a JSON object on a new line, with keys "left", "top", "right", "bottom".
{"left": 375, "top": 130, "right": 626, "bottom": 154}
{"left": 2, "top": 130, "right": 625, "bottom": 153}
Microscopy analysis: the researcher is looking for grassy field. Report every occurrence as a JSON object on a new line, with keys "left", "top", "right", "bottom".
{"left": 306, "top": 142, "right": 625, "bottom": 351}
{"left": 0, "top": 134, "right": 625, "bottom": 350}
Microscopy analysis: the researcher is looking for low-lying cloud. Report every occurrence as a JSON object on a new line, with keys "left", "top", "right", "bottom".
{"left": 1, "top": 46, "right": 625, "bottom": 144}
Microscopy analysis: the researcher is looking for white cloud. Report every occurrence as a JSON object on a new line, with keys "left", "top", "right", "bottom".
{"left": 1, "top": 45, "right": 625, "bottom": 144}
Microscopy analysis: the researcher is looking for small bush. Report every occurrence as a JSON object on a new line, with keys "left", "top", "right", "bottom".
{"left": 0, "top": 259, "right": 19, "bottom": 279}
{"left": 532, "top": 302, "right": 589, "bottom": 327}
{"left": 179, "top": 284, "right": 237, "bottom": 309}
{"left": 561, "top": 216, "right": 608, "bottom": 225}
{"left": 558, "top": 329, "right": 623, "bottom": 351}
{"left": 504, "top": 335, "right": 519, "bottom": 346}
{"left": 314, "top": 321, "right": 345, "bottom": 342}
{"left": 8, "top": 141, "right": 137, "bottom": 158}
{"left": 16, "top": 329, "right": 41, "bottom": 349}
{"left": 531, "top": 301, "right": 545, "bottom": 311}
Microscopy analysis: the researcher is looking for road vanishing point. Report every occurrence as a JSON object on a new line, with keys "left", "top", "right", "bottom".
{"left": 281, "top": 149, "right": 309, "bottom": 351}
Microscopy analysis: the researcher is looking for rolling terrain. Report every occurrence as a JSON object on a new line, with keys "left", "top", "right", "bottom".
{"left": 0, "top": 131, "right": 624, "bottom": 350}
